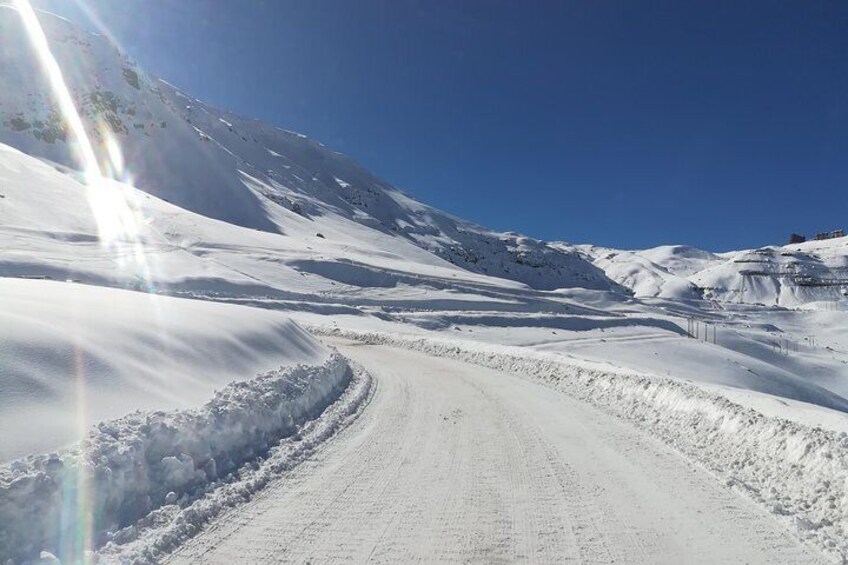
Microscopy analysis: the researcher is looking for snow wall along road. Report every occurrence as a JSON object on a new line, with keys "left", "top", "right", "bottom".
{"left": 0, "top": 353, "right": 352, "bottom": 563}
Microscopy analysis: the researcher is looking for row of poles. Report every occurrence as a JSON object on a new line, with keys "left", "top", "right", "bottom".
{"left": 686, "top": 317, "right": 817, "bottom": 357}
{"left": 774, "top": 338, "right": 797, "bottom": 355}
{"left": 774, "top": 335, "right": 818, "bottom": 356}
{"left": 686, "top": 318, "right": 717, "bottom": 344}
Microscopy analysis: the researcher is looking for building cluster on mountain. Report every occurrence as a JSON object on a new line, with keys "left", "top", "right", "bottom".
{"left": 788, "top": 229, "right": 845, "bottom": 244}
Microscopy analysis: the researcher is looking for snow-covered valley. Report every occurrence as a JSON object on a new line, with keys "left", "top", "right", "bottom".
{"left": 1, "top": 4, "right": 847, "bottom": 564}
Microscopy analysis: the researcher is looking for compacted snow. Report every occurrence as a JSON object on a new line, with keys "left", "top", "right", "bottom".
{"left": 167, "top": 342, "right": 826, "bottom": 564}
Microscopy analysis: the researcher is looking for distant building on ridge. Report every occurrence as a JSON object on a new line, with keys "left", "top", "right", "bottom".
{"left": 813, "top": 230, "right": 845, "bottom": 241}
{"left": 788, "top": 229, "right": 844, "bottom": 244}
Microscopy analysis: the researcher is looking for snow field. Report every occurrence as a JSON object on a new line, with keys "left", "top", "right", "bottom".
{"left": 572, "top": 240, "right": 848, "bottom": 307}
{"left": 0, "top": 278, "right": 330, "bottom": 461}
{"left": 0, "top": 5, "right": 844, "bottom": 563}
{"left": 0, "top": 352, "right": 359, "bottom": 564}
{"left": 316, "top": 327, "right": 848, "bottom": 562}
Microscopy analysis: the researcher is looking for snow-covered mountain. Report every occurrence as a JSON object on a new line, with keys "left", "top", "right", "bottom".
{"left": 3, "top": 6, "right": 848, "bottom": 564}
{"left": 570, "top": 240, "right": 848, "bottom": 307}
{"left": 5, "top": 5, "right": 846, "bottom": 307}
{"left": 561, "top": 244, "right": 716, "bottom": 300}
{"left": 0, "top": 5, "right": 615, "bottom": 293}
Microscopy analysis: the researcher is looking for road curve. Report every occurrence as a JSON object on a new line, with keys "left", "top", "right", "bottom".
{"left": 168, "top": 341, "right": 825, "bottom": 564}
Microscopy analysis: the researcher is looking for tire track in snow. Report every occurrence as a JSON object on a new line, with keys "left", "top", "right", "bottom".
{"left": 167, "top": 342, "right": 829, "bottom": 564}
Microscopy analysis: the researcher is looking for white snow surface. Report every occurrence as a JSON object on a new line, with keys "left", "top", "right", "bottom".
{"left": 0, "top": 5, "right": 615, "bottom": 293}
{"left": 570, "top": 241, "right": 848, "bottom": 307}
{"left": 0, "top": 6, "right": 846, "bottom": 564}
{"left": 0, "top": 278, "right": 328, "bottom": 461}
{"left": 0, "top": 353, "right": 358, "bottom": 564}
{"left": 97, "top": 362, "right": 372, "bottom": 564}
{"left": 158, "top": 339, "right": 829, "bottom": 564}
{"left": 310, "top": 329, "right": 848, "bottom": 562}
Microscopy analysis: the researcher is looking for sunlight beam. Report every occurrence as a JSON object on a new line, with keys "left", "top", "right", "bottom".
{"left": 11, "top": 3, "right": 162, "bottom": 560}
{"left": 13, "top": 0, "right": 102, "bottom": 183}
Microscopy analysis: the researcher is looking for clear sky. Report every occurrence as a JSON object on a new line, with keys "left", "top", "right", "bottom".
{"left": 33, "top": 0, "right": 848, "bottom": 251}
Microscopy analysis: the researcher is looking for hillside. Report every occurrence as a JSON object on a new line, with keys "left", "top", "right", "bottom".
{"left": 2, "top": 5, "right": 848, "bottom": 564}
{"left": 6, "top": 5, "right": 846, "bottom": 308}
{"left": 570, "top": 240, "right": 848, "bottom": 307}
{"left": 0, "top": 5, "right": 615, "bottom": 293}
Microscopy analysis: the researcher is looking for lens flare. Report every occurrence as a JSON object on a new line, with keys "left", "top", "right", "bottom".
{"left": 103, "top": 129, "right": 125, "bottom": 177}
{"left": 12, "top": 0, "right": 154, "bottom": 254}
{"left": 12, "top": 1, "right": 160, "bottom": 560}
{"left": 13, "top": 0, "right": 99, "bottom": 180}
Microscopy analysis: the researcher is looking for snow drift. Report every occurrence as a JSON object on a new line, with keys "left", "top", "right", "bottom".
{"left": 0, "top": 278, "right": 330, "bottom": 461}
{"left": 96, "top": 361, "right": 373, "bottom": 564}
{"left": 0, "top": 353, "right": 352, "bottom": 564}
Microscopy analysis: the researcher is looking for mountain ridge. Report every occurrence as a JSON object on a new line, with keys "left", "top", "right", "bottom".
{"left": 2, "top": 4, "right": 846, "bottom": 307}
{"left": 0, "top": 5, "right": 617, "bottom": 292}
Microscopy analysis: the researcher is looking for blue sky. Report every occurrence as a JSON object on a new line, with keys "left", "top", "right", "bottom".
{"left": 34, "top": 0, "right": 848, "bottom": 251}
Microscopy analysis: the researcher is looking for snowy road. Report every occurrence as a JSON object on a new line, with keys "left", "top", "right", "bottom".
{"left": 167, "top": 341, "right": 825, "bottom": 564}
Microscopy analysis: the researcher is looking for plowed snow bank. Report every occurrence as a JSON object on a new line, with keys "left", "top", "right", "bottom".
{"left": 0, "top": 278, "right": 329, "bottom": 461}
{"left": 0, "top": 353, "right": 352, "bottom": 564}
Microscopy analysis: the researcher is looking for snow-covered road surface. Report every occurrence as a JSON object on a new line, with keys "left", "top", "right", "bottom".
{"left": 167, "top": 341, "right": 825, "bottom": 564}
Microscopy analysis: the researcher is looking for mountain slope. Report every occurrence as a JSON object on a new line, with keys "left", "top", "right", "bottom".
{"left": 3, "top": 9, "right": 848, "bottom": 564}
{"left": 0, "top": 5, "right": 615, "bottom": 292}
{"left": 572, "top": 241, "right": 848, "bottom": 307}
{"left": 564, "top": 244, "right": 714, "bottom": 300}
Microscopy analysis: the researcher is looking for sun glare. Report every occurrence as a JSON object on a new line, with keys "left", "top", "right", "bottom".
{"left": 12, "top": 0, "right": 150, "bottom": 254}
{"left": 13, "top": 0, "right": 98, "bottom": 180}
{"left": 12, "top": 1, "right": 159, "bottom": 560}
